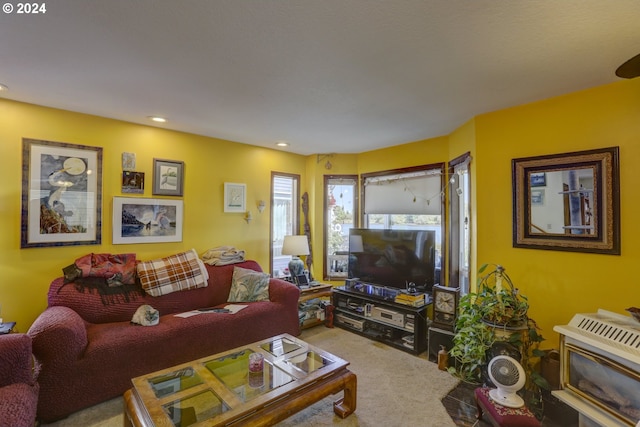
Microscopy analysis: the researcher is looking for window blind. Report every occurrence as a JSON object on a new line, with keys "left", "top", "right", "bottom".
{"left": 364, "top": 170, "right": 442, "bottom": 215}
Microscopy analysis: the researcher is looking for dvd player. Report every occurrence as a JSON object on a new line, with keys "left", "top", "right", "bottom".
{"left": 336, "top": 313, "right": 365, "bottom": 331}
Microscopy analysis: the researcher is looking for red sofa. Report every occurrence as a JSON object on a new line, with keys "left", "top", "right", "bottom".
{"left": 0, "top": 334, "right": 39, "bottom": 427}
{"left": 27, "top": 260, "right": 300, "bottom": 423}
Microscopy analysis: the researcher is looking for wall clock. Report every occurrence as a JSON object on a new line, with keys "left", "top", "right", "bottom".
{"left": 432, "top": 285, "right": 460, "bottom": 331}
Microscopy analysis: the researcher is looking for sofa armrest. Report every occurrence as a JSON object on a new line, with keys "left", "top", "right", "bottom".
{"left": 268, "top": 278, "right": 300, "bottom": 306}
{"left": 0, "top": 334, "right": 34, "bottom": 387}
{"left": 27, "top": 306, "right": 88, "bottom": 364}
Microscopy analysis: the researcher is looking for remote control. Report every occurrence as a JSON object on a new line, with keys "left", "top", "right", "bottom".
{"left": 197, "top": 308, "right": 230, "bottom": 313}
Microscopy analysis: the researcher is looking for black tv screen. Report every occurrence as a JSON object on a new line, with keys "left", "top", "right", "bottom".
{"left": 348, "top": 228, "right": 438, "bottom": 292}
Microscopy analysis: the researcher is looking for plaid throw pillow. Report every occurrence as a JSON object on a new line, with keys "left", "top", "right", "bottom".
{"left": 137, "top": 249, "right": 208, "bottom": 297}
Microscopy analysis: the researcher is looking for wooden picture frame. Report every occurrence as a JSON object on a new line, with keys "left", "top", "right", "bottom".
{"left": 21, "top": 138, "right": 102, "bottom": 248}
{"left": 152, "top": 159, "right": 184, "bottom": 196}
{"left": 122, "top": 171, "right": 145, "bottom": 194}
{"left": 112, "top": 197, "right": 183, "bottom": 244}
{"left": 512, "top": 146, "right": 620, "bottom": 254}
{"left": 224, "top": 183, "right": 246, "bottom": 213}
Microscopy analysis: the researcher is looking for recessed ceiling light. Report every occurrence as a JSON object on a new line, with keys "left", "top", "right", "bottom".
{"left": 148, "top": 116, "right": 167, "bottom": 123}
{"left": 276, "top": 141, "right": 289, "bottom": 147}
{"left": 0, "top": 83, "right": 9, "bottom": 92}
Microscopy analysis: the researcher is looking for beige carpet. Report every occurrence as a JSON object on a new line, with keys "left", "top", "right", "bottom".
{"left": 42, "top": 327, "right": 459, "bottom": 427}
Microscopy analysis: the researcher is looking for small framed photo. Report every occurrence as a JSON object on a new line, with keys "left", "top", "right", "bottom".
{"left": 531, "top": 189, "right": 545, "bottom": 206}
{"left": 122, "top": 152, "right": 136, "bottom": 171}
{"left": 530, "top": 172, "right": 546, "bottom": 187}
{"left": 224, "top": 183, "right": 246, "bottom": 213}
{"left": 122, "top": 171, "right": 144, "bottom": 194}
{"left": 153, "top": 159, "right": 184, "bottom": 196}
{"left": 113, "top": 197, "right": 183, "bottom": 244}
{"left": 296, "top": 273, "right": 310, "bottom": 288}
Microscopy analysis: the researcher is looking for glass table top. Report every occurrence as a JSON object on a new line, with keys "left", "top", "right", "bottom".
{"left": 260, "top": 336, "right": 303, "bottom": 357}
{"left": 204, "top": 349, "right": 295, "bottom": 403}
{"left": 283, "top": 351, "right": 335, "bottom": 375}
{"left": 136, "top": 335, "right": 344, "bottom": 427}
{"left": 148, "top": 367, "right": 203, "bottom": 398}
{"left": 163, "top": 390, "right": 229, "bottom": 427}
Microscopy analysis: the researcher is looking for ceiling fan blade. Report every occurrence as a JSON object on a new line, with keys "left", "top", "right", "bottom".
{"left": 616, "top": 53, "right": 640, "bottom": 79}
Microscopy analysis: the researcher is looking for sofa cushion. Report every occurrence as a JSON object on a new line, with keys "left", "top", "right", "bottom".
{"left": 228, "top": 266, "right": 270, "bottom": 302}
{"left": 137, "top": 249, "right": 208, "bottom": 297}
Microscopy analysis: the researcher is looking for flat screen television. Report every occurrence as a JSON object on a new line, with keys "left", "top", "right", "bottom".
{"left": 348, "top": 228, "right": 438, "bottom": 292}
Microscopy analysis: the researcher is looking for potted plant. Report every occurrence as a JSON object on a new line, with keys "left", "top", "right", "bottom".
{"left": 447, "top": 264, "right": 548, "bottom": 415}
{"left": 475, "top": 264, "right": 529, "bottom": 328}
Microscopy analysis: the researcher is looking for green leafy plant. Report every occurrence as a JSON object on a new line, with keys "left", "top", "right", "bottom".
{"left": 476, "top": 264, "right": 529, "bottom": 327}
{"left": 447, "top": 264, "right": 549, "bottom": 416}
{"left": 447, "top": 294, "right": 495, "bottom": 382}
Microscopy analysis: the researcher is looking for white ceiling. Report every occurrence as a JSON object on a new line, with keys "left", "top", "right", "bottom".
{"left": 1, "top": 1, "right": 639, "bottom": 155}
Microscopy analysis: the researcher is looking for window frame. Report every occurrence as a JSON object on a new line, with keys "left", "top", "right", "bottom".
{"left": 270, "top": 171, "right": 300, "bottom": 277}
{"left": 323, "top": 174, "right": 358, "bottom": 281}
{"left": 448, "top": 153, "right": 472, "bottom": 294}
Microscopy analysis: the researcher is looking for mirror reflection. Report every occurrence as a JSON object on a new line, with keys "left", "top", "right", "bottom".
{"left": 512, "top": 146, "right": 620, "bottom": 255}
{"left": 529, "top": 168, "right": 595, "bottom": 236}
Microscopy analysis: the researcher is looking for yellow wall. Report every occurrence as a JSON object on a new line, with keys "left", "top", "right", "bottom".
{"left": 356, "top": 136, "right": 449, "bottom": 174}
{"left": 3, "top": 77, "right": 639, "bottom": 349}
{"left": 474, "top": 77, "right": 640, "bottom": 346}
{"left": 0, "top": 99, "right": 307, "bottom": 330}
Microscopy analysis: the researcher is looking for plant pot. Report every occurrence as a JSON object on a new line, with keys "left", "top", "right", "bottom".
{"left": 481, "top": 318, "right": 528, "bottom": 340}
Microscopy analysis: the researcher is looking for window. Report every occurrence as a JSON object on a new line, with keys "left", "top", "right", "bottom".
{"left": 324, "top": 175, "right": 358, "bottom": 280}
{"left": 270, "top": 172, "right": 300, "bottom": 277}
{"left": 449, "top": 153, "right": 471, "bottom": 294}
{"left": 362, "top": 164, "right": 445, "bottom": 284}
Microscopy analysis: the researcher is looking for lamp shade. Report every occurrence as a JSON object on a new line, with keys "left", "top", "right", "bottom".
{"left": 281, "top": 235, "right": 310, "bottom": 256}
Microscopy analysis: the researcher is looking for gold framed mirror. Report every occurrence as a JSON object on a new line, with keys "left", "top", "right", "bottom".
{"left": 512, "top": 147, "right": 620, "bottom": 254}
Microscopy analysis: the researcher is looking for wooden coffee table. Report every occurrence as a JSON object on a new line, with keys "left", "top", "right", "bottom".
{"left": 123, "top": 333, "right": 357, "bottom": 427}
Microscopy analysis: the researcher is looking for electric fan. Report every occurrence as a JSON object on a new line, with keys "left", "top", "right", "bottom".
{"left": 487, "top": 355, "right": 526, "bottom": 408}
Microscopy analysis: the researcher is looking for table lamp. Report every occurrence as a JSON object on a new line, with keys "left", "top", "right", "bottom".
{"left": 281, "top": 235, "right": 310, "bottom": 279}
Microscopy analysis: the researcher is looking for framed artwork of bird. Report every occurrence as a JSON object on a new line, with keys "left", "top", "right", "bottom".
{"left": 21, "top": 138, "right": 103, "bottom": 248}
{"left": 152, "top": 158, "right": 184, "bottom": 196}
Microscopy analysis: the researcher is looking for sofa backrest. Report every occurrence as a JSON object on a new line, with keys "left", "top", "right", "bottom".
{"left": 47, "top": 260, "right": 264, "bottom": 324}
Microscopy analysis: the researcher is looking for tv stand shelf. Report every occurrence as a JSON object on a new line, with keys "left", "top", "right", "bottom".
{"left": 332, "top": 286, "right": 430, "bottom": 355}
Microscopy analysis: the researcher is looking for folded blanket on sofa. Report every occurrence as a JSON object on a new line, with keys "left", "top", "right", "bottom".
{"left": 60, "top": 253, "right": 144, "bottom": 305}
{"left": 202, "top": 246, "right": 246, "bottom": 265}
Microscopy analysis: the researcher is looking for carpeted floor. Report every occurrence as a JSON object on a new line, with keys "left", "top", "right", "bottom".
{"left": 42, "top": 327, "right": 460, "bottom": 426}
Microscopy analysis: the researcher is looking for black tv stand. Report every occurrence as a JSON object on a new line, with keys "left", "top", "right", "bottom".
{"left": 332, "top": 284, "right": 430, "bottom": 355}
